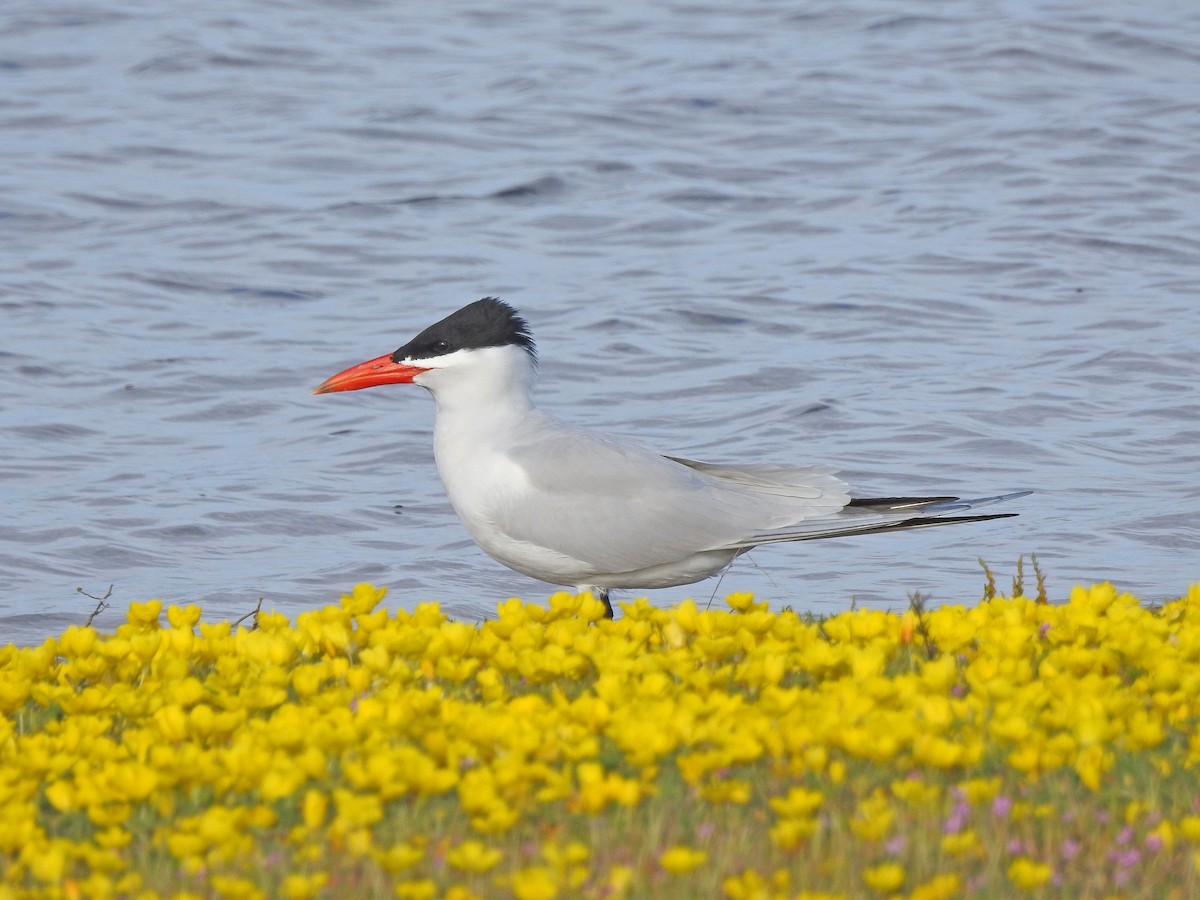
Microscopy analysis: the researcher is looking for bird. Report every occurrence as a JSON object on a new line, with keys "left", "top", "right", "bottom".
{"left": 313, "top": 297, "right": 1027, "bottom": 618}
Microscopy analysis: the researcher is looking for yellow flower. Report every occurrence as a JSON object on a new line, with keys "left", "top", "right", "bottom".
{"left": 86, "top": 802, "right": 131, "bottom": 828}
{"left": 94, "top": 826, "right": 132, "bottom": 850}
{"left": 373, "top": 841, "right": 424, "bottom": 873}
{"left": 332, "top": 789, "right": 383, "bottom": 829}
{"left": 44, "top": 780, "right": 76, "bottom": 812}
{"left": 910, "top": 873, "right": 960, "bottom": 900}
{"left": 394, "top": 880, "right": 438, "bottom": 900}
{"left": 341, "top": 582, "right": 388, "bottom": 616}
{"left": 542, "top": 840, "right": 590, "bottom": 869}
{"left": 662, "top": 620, "right": 688, "bottom": 649}
{"left": 657, "top": 845, "right": 707, "bottom": 876}
{"left": 209, "top": 875, "right": 264, "bottom": 900}
{"left": 828, "top": 760, "right": 846, "bottom": 784}
{"left": 126, "top": 600, "right": 163, "bottom": 630}
{"left": 107, "top": 760, "right": 159, "bottom": 802}
{"left": 281, "top": 872, "right": 328, "bottom": 900}
{"left": 1074, "top": 744, "right": 1113, "bottom": 791}
{"left": 726, "top": 592, "right": 758, "bottom": 613}
{"left": 890, "top": 778, "right": 940, "bottom": 807}
{"left": 913, "top": 734, "right": 966, "bottom": 769}
{"left": 446, "top": 839, "right": 503, "bottom": 874}
{"left": 26, "top": 840, "right": 68, "bottom": 884}
{"left": 722, "top": 869, "right": 766, "bottom": 899}
{"left": 769, "top": 816, "right": 820, "bottom": 851}
{"left": 1007, "top": 857, "right": 1053, "bottom": 891}
{"left": 165, "top": 830, "right": 206, "bottom": 862}
{"left": 862, "top": 862, "right": 905, "bottom": 894}
{"left": 849, "top": 790, "right": 895, "bottom": 841}
{"left": 769, "top": 786, "right": 823, "bottom": 818}
{"left": 1148, "top": 820, "right": 1176, "bottom": 852}
{"left": 957, "top": 777, "right": 1001, "bottom": 805}
{"left": 940, "top": 830, "right": 980, "bottom": 857}
{"left": 167, "top": 603, "right": 203, "bottom": 629}
{"left": 1179, "top": 815, "right": 1200, "bottom": 843}
{"left": 604, "top": 865, "right": 635, "bottom": 897}
{"left": 510, "top": 866, "right": 559, "bottom": 900}
{"left": 58, "top": 625, "right": 98, "bottom": 659}
{"left": 700, "top": 779, "right": 752, "bottom": 804}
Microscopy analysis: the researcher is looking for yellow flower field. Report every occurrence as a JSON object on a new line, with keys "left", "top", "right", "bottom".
{"left": 3, "top": 581, "right": 1200, "bottom": 898}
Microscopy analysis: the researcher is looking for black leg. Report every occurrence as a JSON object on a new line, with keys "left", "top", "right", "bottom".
{"left": 599, "top": 588, "right": 614, "bottom": 619}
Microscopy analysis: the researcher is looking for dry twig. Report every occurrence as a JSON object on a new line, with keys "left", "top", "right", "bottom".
{"left": 78, "top": 585, "right": 114, "bottom": 627}
{"left": 233, "top": 597, "right": 264, "bottom": 631}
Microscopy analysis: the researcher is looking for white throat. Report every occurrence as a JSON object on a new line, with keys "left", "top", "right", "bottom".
{"left": 412, "top": 344, "right": 537, "bottom": 422}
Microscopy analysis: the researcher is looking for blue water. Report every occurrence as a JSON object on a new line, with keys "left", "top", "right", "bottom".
{"left": 3, "top": 1, "right": 1199, "bottom": 644}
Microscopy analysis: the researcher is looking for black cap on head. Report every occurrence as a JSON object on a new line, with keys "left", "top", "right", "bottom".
{"left": 391, "top": 297, "right": 537, "bottom": 365}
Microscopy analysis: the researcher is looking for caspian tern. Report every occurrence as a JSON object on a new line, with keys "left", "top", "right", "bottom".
{"left": 314, "top": 297, "right": 1027, "bottom": 618}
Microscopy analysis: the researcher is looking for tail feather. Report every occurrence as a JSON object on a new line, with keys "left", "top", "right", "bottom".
{"left": 849, "top": 491, "right": 1030, "bottom": 513}
{"left": 846, "top": 496, "right": 957, "bottom": 511}
{"left": 733, "top": 512, "right": 1018, "bottom": 548}
{"left": 731, "top": 491, "right": 1030, "bottom": 549}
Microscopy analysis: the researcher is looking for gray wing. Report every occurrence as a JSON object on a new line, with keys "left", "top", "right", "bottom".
{"left": 496, "top": 424, "right": 849, "bottom": 573}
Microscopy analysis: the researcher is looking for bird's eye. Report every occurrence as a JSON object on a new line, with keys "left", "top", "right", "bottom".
{"left": 432, "top": 340, "right": 451, "bottom": 353}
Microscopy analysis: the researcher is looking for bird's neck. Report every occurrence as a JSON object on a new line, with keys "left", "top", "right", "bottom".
{"left": 432, "top": 381, "right": 535, "bottom": 427}
{"left": 428, "top": 365, "right": 540, "bottom": 513}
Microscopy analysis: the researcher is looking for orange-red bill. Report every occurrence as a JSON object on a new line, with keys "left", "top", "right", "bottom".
{"left": 312, "top": 354, "right": 430, "bottom": 394}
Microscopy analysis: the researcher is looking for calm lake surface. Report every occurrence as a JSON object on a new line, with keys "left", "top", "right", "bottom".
{"left": 3, "top": 0, "right": 1198, "bottom": 645}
